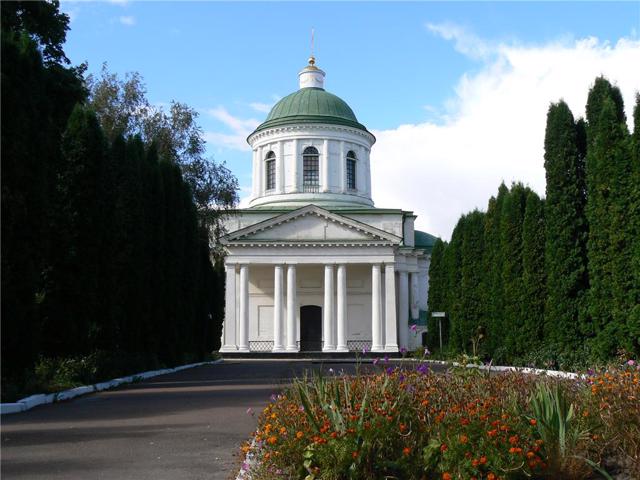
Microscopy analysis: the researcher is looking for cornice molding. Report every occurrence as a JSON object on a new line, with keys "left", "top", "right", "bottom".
{"left": 248, "top": 123, "right": 375, "bottom": 146}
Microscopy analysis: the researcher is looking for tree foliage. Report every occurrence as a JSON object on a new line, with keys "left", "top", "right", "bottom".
{"left": 86, "top": 65, "right": 239, "bottom": 241}
{"left": 1, "top": 2, "right": 235, "bottom": 393}
{"left": 425, "top": 77, "right": 639, "bottom": 367}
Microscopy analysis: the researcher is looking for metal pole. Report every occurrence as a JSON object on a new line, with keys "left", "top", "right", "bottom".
{"left": 439, "top": 317, "right": 443, "bottom": 351}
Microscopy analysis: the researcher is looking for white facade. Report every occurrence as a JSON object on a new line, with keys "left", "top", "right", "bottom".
{"left": 219, "top": 58, "right": 433, "bottom": 354}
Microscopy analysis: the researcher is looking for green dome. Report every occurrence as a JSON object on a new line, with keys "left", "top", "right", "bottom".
{"left": 253, "top": 88, "right": 369, "bottom": 133}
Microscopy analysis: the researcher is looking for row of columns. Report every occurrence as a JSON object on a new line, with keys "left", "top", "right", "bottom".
{"left": 221, "top": 263, "right": 411, "bottom": 353}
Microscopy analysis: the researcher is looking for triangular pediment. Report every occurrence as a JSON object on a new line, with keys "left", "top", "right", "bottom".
{"left": 223, "top": 205, "right": 402, "bottom": 245}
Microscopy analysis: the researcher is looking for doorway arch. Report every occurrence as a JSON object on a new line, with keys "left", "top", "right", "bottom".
{"left": 300, "top": 305, "right": 322, "bottom": 351}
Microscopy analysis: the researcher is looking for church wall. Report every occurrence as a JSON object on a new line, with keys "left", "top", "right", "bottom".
{"left": 342, "top": 212, "right": 404, "bottom": 239}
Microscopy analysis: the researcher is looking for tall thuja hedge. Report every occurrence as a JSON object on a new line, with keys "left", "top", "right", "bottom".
{"left": 42, "top": 106, "right": 107, "bottom": 356}
{"left": 499, "top": 183, "right": 530, "bottom": 359}
{"left": 448, "top": 211, "right": 486, "bottom": 353}
{"left": 39, "top": 105, "right": 221, "bottom": 368}
{"left": 543, "top": 101, "right": 588, "bottom": 348}
{"left": 584, "top": 78, "right": 636, "bottom": 358}
{"left": 426, "top": 239, "right": 448, "bottom": 348}
{"left": 521, "top": 192, "right": 546, "bottom": 352}
{"left": 482, "top": 184, "right": 508, "bottom": 354}
{"left": 630, "top": 96, "right": 640, "bottom": 353}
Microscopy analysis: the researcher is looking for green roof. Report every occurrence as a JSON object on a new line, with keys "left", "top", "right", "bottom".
{"left": 252, "top": 87, "right": 370, "bottom": 134}
{"left": 414, "top": 230, "right": 438, "bottom": 251}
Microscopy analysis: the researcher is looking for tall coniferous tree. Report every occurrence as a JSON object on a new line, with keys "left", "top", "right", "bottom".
{"left": 521, "top": 192, "right": 546, "bottom": 353}
{"left": 446, "top": 218, "right": 465, "bottom": 352}
{"left": 427, "top": 239, "right": 448, "bottom": 349}
{"left": 629, "top": 96, "right": 640, "bottom": 355}
{"left": 499, "top": 183, "right": 529, "bottom": 360}
{"left": 482, "top": 183, "right": 508, "bottom": 355}
{"left": 585, "top": 78, "right": 633, "bottom": 358}
{"left": 458, "top": 210, "right": 486, "bottom": 353}
{"left": 543, "top": 101, "right": 588, "bottom": 347}
{"left": 43, "top": 106, "right": 107, "bottom": 356}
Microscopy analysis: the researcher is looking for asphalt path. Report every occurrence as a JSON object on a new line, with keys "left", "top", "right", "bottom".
{"left": 2, "top": 360, "right": 432, "bottom": 480}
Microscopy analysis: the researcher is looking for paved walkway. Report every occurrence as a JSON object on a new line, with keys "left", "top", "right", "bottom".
{"left": 1, "top": 361, "right": 357, "bottom": 480}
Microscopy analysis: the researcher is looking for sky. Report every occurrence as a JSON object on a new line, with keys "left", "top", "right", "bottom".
{"left": 60, "top": 1, "right": 640, "bottom": 239}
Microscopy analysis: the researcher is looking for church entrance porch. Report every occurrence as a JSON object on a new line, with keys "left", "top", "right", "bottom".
{"left": 219, "top": 259, "right": 409, "bottom": 355}
{"left": 299, "top": 305, "right": 322, "bottom": 351}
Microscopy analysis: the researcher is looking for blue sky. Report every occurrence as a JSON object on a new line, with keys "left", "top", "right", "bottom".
{"left": 60, "top": 2, "right": 640, "bottom": 238}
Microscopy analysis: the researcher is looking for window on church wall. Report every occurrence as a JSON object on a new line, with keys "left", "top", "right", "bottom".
{"left": 302, "top": 146, "right": 319, "bottom": 193}
{"left": 346, "top": 151, "right": 357, "bottom": 190}
{"left": 265, "top": 151, "right": 276, "bottom": 191}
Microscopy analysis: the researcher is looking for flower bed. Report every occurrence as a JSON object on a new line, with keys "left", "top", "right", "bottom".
{"left": 240, "top": 361, "right": 639, "bottom": 479}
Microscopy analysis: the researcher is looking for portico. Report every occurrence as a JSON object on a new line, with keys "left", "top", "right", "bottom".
{"left": 218, "top": 56, "right": 435, "bottom": 356}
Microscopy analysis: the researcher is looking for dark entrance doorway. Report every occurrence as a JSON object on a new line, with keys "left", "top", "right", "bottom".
{"left": 300, "top": 305, "right": 322, "bottom": 351}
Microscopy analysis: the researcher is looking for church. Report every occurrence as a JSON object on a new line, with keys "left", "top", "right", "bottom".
{"left": 219, "top": 56, "right": 436, "bottom": 355}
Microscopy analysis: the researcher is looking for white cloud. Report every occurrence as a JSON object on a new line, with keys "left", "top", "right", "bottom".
{"left": 204, "top": 107, "right": 260, "bottom": 151}
{"left": 249, "top": 102, "right": 273, "bottom": 113}
{"left": 426, "top": 22, "right": 495, "bottom": 61}
{"left": 371, "top": 28, "right": 640, "bottom": 240}
{"left": 119, "top": 15, "right": 136, "bottom": 26}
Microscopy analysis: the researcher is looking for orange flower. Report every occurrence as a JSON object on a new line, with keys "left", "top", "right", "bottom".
{"left": 487, "top": 473, "right": 496, "bottom": 480}
{"left": 442, "top": 473, "right": 452, "bottom": 480}
{"left": 296, "top": 431, "right": 304, "bottom": 440}
{"left": 472, "top": 459, "right": 479, "bottom": 467}
{"left": 480, "top": 455, "right": 487, "bottom": 465}
{"left": 402, "top": 447, "right": 411, "bottom": 456}
{"left": 440, "top": 443, "right": 448, "bottom": 452}
{"left": 399, "top": 423, "right": 408, "bottom": 433}
{"left": 267, "top": 436, "right": 277, "bottom": 445}
{"left": 529, "top": 418, "right": 537, "bottom": 426}
{"left": 352, "top": 451, "right": 359, "bottom": 459}
{"left": 460, "top": 434, "right": 469, "bottom": 444}
{"left": 508, "top": 435, "right": 519, "bottom": 445}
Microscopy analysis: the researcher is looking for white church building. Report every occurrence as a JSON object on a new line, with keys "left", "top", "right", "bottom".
{"left": 219, "top": 56, "right": 436, "bottom": 355}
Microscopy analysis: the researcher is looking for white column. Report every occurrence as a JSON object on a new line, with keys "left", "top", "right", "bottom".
{"left": 286, "top": 265, "right": 298, "bottom": 351}
{"left": 410, "top": 272, "right": 419, "bottom": 320}
{"left": 291, "top": 139, "right": 299, "bottom": 193}
{"left": 365, "top": 150, "right": 372, "bottom": 198}
{"left": 371, "top": 264, "right": 383, "bottom": 352}
{"left": 277, "top": 141, "right": 285, "bottom": 194}
{"left": 220, "top": 264, "right": 237, "bottom": 352}
{"left": 336, "top": 264, "right": 347, "bottom": 352}
{"left": 357, "top": 145, "right": 366, "bottom": 195}
{"left": 251, "top": 149, "right": 258, "bottom": 198}
{"left": 273, "top": 265, "right": 284, "bottom": 352}
{"left": 238, "top": 264, "right": 250, "bottom": 352}
{"left": 384, "top": 264, "right": 399, "bottom": 352}
{"left": 322, "top": 139, "right": 330, "bottom": 192}
{"left": 398, "top": 271, "right": 409, "bottom": 350}
{"left": 323, "top": 264, "right": 335, "bottom": 350}
{"left": 339, "top": 141, "right": 346, "bottom": 193}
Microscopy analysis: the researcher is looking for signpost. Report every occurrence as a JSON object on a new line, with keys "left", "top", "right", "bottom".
{"left": 431, "top": 312, "right": 446, "bottom": 351}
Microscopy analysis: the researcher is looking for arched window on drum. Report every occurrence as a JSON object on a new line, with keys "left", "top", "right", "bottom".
{"left": 346, "top": 150, "right": 357, "bottom": 191}
{"left": 265, "top": 151, "right": 276, "bottom": 192}
{"left": 302, "top": 146, "right": 319, "bottom": 193}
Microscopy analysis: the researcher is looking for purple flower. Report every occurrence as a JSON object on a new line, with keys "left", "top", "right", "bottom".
{"left": 417, "top": 363, "right": 430, "bottom": 375}
{"left": 270, "top": 393, "right": 278, "bottom": 402}
{"left": 399, "top": 373, "right": 405, "bottom": 382}
{"left": 400, "top": 346, "right": 408, "bottom": 355}
{"left": 410, "top": 324, "right": 417, "bottom": 333}
{"left": 383, "top": 354, "right": 389, "bottom": 364}
{"left": 299, "top": 405, "right": 305, "bottom": 412}
{"left": 362, "top": 346, "right": 369, "bottom": 354}
{"left": 627, "top": 359, "right": 636, "bottom": 366}
{"left": 241, "top": 461, "right": 250, "bottom": 472}
{"left": 373, "top": 357, "right": 380, "bottom": 366}
{"left": 424, "top": 348, "right": 431, "bottom": 357}
{"left": 386, "top": 366, "right": 395, "bottom": 375}
{"left": 587, "top": 368, "right": 595, "bottom": 376}
{"left": 246, "top": 407, "right": 254, "bottom": 416}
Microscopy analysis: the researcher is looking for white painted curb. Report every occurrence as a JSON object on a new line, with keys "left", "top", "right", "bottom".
{"left": 0, "top": 359, "right": 223, "bottom": 415}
